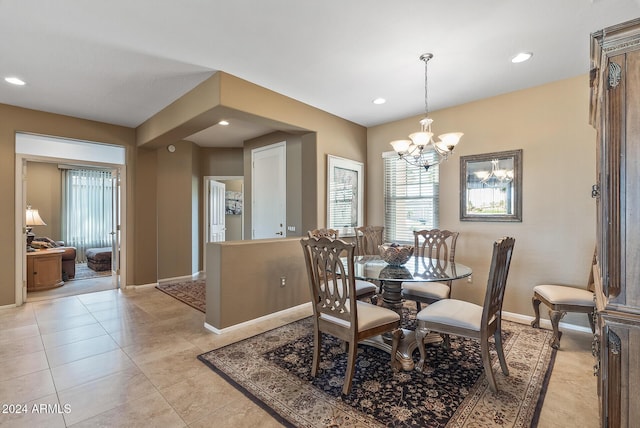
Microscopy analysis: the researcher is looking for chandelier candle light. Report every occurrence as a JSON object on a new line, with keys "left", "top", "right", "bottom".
{"left": 390, "top": 53, "right": 463, "bottom": 171}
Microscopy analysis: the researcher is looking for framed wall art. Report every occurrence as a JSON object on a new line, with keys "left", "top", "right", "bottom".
{"left": 327, "top": 155, "right": 364, "bottom": 232}
{"left": 460, "top": 149, "right": 522, "bottom": 222}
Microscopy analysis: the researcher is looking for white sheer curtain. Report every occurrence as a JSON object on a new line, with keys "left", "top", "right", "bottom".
{"left": 61, "top": 168, "right": 113, "bottom": 263}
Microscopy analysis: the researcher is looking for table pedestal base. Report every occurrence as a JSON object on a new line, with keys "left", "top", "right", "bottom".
{"left": 363, "top": 329, "right": 442, "bottom": 371}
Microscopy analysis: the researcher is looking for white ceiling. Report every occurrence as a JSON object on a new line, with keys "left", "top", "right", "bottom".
{"left": 1, "top": 1, "right": 639, "bottom": 147}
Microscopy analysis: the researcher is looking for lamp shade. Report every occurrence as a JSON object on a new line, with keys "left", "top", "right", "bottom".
{"left": 25, "top": 207, "right": 46, "bottom": 227}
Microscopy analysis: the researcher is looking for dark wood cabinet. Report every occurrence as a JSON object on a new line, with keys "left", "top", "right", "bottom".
{"left": 590, "top": 17, "right": 640, "bottom": 428}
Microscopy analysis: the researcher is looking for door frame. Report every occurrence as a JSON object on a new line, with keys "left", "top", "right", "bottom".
{"left": 14, "top": 136, "right": 127, "bottom": 306}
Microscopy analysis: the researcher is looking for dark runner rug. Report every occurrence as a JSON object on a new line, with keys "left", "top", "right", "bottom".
{"left": 156, "top": 280, "right": 205, "bottom": 313}
{"left": 198, "top": 314, "right": 556, "bottom": 427}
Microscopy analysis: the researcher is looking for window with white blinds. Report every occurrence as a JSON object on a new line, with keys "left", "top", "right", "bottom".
{"left": 383, "top": 152, "right": 439, "bottom": 243}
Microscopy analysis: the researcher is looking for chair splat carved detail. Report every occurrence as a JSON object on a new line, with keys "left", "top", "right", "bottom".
{"left": 300, "top": 236, "right": 402, "bottom": 395}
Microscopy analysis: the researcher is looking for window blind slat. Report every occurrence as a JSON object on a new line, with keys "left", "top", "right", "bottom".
{"left": 383, "top": 152, "right": 439, "bottom": 243}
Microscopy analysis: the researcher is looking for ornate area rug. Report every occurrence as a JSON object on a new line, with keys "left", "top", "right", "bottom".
{"left": 198, "top": 316, "right": 556, "bottom": 427}
{"left": 156, "top": 280, "right": 205, "bottom": 312}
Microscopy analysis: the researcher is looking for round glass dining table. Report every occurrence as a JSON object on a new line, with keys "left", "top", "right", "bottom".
{"left": 346, "top": 255, "right": 473, "bottom": 370}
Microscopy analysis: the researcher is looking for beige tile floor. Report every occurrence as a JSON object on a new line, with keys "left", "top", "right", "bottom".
{"left": 0, "top": 281, "right": 599, "bottom": 427}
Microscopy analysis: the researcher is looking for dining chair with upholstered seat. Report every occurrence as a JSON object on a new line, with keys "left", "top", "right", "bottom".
{"left": 354, "top": 226, "right": 384, "bottom": 256}
{"left": 415, "top": 237, "right": 515, "bottom": 393}
{"left": 307, "top": 228, "right": 340, "bottom": 239}
{"left": 401, "top": 229, "right": 460, "bottom": 312}
{"left": 300, "top": 236, "right": 402, "bottom": 395}
{"left": 306, "top": 229, "right": 377, "bottom": 301}
{"left": 530, "top": 250, "right": 597, "bottom": 349}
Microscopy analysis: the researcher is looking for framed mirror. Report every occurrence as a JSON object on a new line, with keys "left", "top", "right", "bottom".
{"left": 327, "top": 155, "right": 364, "bottom": 234}
{"left": 460, "top": 149, "right": 522, "bottom": 222}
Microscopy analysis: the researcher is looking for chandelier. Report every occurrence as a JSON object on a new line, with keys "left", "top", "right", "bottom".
{"left": 475, "top": 159, "right": 514, "bottom": 185}
{"left": 390, "top": 53, "right": 463, "bottom": 171}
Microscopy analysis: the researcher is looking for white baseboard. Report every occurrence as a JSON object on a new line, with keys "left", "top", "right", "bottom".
{"left": 158, "top": 273, "right": 202, "bottom": 285}
{"left": 0, "top": 303, "right": 18, "bottom": 311}
{"left": 204, "top": 302, "right": 312, "bottom": 335}
{"left": 502, "top": 310, "right": 592, "bottom": 334}
{"left": 124, "top": 282, "right": 158, "bottom": 290}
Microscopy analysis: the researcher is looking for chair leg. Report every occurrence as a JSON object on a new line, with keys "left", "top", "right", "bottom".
{"left": 549, "top": 309, "right": 565, "bottom": 349}
{"left": 416, "top": 301, "right": 422, "bottom": 312}
{"left": 481, "top": 339, "right": 498, "bottom": 393}
{"left": 531, "top": 294, "right": 541, "bottom": 329}
{"left": 311, "top": 329, "right": 321, "bottom": 377}
{"left": 494, "top": 328, "right": 509, "bottom": 376}
{"left": 415, "top": 324, "right": 430, "bottom": 373}
{"left": 342, "top": 340, "right": 358, "bottom": 395}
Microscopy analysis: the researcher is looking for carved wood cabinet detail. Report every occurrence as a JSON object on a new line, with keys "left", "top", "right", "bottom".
{"left": 590, "top": 17, "right": 640, "bottom": 428}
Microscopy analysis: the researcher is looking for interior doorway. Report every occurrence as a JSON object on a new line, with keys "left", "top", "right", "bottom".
{"left": 204, "top": 176, "right": 244, "bottom": 243}
{"left": 14, "top": 133, "right": 126, "bottom": 305}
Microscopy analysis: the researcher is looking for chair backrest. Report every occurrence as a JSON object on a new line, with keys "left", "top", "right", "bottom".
{"left": 481, "top": 237, "right": 516, "bottom": 329}
{"left": 355, "top": 226, "right": 384, "bottom": 255}
{"left": 413, "top": 229, "right": 459, "bottom": 261}
{"left": 307, "top": 228, "right": 340, "bottom": 239}
{"left": 300, "top": 236, "right": 357, "bottom": 328}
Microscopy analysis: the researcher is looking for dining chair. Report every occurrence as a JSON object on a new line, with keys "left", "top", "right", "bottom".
{"left": 354, "top": 226, "right": 384, "bottom": 256}
{"left": 401, "top": 229, "right": 460, "bottom": 312}
{"left": 307, "top": 228, "right": 340, "bottom": 239}
{"left": 306, "top": 229, "right": 377, "bottom": 301}
{"left": 300, "top": 236, "right": 402, "bottom": 395}
{"left": 530, "top": 250, "right": 597, "bottom": 349}
{"left": 415, "top": 236, "right": 515, "bottom": 393}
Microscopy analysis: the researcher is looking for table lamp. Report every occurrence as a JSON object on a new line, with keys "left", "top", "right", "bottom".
{"left": 25, "top": 205, "right": 46, "bottom": 251}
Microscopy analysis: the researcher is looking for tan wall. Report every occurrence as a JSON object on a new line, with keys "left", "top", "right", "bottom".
{"left": 0, "top": 103, "right": 136, "bottom": 305}
{"left": 134, "top": 148, "right": 158, "bottom": 284}
{"left": 200, "top": 147, "right": 244, "bottom": 176}
{"left": 205, "top": 238, "right": 308, "bottom": 329}
{"left": 157, "top": 140, "right": 200, "bottom": 279}
{"left": 219, "top": 73, "right": 367, "bottom": 228}
{"left": 26, "top": 162, "right": 62, "bottom": 241}
{"left": 367, "top": 75, "right": 597, "bottom": 326}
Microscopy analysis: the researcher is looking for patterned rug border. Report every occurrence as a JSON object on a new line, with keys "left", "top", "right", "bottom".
{"left": 198, "top": 349, "right": 297, "bottom": 428}
{"left": 156, "top": 280, "right": 205, "bottom": 313}
{"left": 198, "top": 317, "right": 557, "bottom": 427}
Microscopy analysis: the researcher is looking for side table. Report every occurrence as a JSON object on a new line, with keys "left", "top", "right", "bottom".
{"left": 26, "top": 249, "right": 65, "bottom": 291}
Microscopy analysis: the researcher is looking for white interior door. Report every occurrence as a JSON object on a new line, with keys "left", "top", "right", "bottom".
{"left": 206, "top": 179, "right": 226, "bottom": 242}
{"left": 252, "top": 142, "right": 286, "bottom": 239}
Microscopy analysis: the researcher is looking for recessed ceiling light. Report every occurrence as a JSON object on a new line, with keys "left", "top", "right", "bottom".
{"left": 372, "top": 98, "right": 386, "bottom": 105}
{"left": 511, "top": 52, "right": 533, "bottom": 64}
{"left": 4, "top": 76, "right": 26, "bottom": 86}
{"left": 218, "top": 120, "right": 230, "bottom": 126}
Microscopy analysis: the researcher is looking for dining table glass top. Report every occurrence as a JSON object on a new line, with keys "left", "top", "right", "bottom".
{"left": 348, "top": 255, "right": 472, "bottom": 283}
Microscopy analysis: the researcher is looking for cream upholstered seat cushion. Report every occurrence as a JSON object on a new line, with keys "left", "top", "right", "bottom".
{"left": 401, "top": 281, "right": 450, "bottom": 300}
{"left": 533, "top": 284, "right": 594, "bottom": 306}
{"left": 320, "top": 301, "right": 400, "bottom": 330}
{"left": 416, "top": 299, "right": 483, "bottom": 332}
{"left": 355, "top": 280, "right": 377, "bottom": 296}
